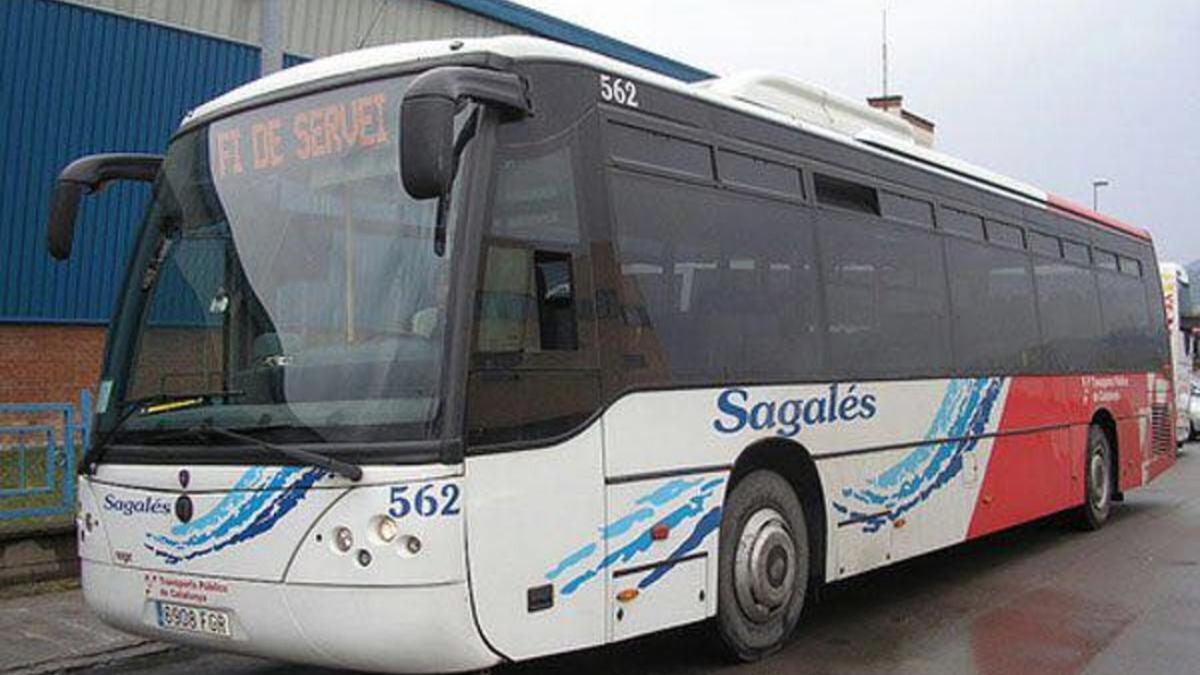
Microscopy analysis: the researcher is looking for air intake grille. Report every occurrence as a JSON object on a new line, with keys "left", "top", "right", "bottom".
{"left": 1151, "top": 404, "right": 1172, "bottom": 453}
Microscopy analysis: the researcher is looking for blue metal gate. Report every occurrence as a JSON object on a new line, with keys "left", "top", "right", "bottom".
{"left": 0, "top": 390, "right": 90, "bottom": 522}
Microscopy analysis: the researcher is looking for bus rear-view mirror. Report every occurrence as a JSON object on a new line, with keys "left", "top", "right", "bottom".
{"left": 46, "top": 153, "right": 163, "bottom": 260}
{"left": 399, "top": 66, "right": 533, "bottom": 200}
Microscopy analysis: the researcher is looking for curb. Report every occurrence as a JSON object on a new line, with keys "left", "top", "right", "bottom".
{"left": 1, "top": 641, "right": 175, "bottom": 675}
{"left": 0, "top": 530, "right": 79, "bottom": 588}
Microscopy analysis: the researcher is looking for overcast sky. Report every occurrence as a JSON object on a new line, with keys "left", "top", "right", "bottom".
{"left": 522, "top": 0, "right": 1200, "bottom": 265}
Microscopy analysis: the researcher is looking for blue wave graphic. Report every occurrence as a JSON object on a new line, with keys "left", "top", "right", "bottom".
{"left": 832, "top": 377, "right": 1004, "bottom": 533}
{"left": 144, "top": 466, "right": 327, "bottom": 564}
{"left": 601, "top": 508, "right": 653, "bottom": 538}
{"left": 637, "top": 478, "right": 703, "bottom": 507}
{"left": 546, "top": 543, "right": 596, "bottom": 581}
{"left": 547, "top": 476, "right": 725, "bottom": 597}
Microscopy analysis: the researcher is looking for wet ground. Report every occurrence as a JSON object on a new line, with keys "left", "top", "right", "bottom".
{"left": 84, "top": 446, "right": 1200, "bottom": 675}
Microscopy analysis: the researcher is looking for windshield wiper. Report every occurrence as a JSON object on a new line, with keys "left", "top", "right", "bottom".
{"left": 186, "top": 423, "right": 364, "bottom": 483}
{"left": 82, "top": 389, "right": 245, "bottom": 475}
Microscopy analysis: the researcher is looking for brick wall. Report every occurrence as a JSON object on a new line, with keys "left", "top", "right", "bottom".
{"left": 0, "top": 325, "right": 105, "bottom": 405}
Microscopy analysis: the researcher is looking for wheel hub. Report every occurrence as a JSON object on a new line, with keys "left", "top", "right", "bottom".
{"left": 733, "top": 508, "right": 796, "bottom": 623}
{"left": 1090, "top": 448, "right": 1110, "bottom": 511}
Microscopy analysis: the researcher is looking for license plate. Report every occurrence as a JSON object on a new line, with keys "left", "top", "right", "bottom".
{"left": 156, "top": 601, "right": 232, "bottom": 639}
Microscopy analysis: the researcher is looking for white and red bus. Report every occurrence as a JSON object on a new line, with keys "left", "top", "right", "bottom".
{"left": 47, "top": 37, "right": 1174, "bottom": 671}
{"left": 1159, "top": 262, "right": 1194, "bottom": 443}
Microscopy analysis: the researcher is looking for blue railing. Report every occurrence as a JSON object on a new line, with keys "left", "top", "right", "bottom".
{"left": 0, "top": 390, "right": 91, "bottom": 522}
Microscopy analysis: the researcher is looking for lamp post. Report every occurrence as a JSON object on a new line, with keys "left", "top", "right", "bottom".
{"left": 1092, "top": 179, "right": 1110, "bottom": 212}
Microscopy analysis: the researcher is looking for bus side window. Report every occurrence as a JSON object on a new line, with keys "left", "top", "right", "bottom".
{"left": 475, "top": 246, "right": 580, "bottom": 353}
{"left": 534, "top": 251, "right": 578, "bottom": 350}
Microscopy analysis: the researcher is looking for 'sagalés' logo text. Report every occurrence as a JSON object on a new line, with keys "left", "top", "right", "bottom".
{"left": 103, "top": 494, "right": 172, "bottom": 517}
{"left": 713, "top": 384, "right": 877, "bottom": 437}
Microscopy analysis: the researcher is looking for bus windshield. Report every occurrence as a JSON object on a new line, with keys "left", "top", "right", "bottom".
{"left": 104, "top": 75, "right": 464, "bottom": 447}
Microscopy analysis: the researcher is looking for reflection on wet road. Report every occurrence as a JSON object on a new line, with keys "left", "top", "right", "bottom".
{"left": 86, "top": 448, "right": 1200, "bottom": 675}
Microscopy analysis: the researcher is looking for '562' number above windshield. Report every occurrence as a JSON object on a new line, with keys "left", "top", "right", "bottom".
{"left": 599, "top": 74, "right": 639, "bottom": 108}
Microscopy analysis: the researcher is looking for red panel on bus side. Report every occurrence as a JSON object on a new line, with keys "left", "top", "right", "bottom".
{"left": 967, "top": 373, "right": 1159, "bottom": 539}
{"left": 966, "top": 376, "right": 1080, "bottom": 539}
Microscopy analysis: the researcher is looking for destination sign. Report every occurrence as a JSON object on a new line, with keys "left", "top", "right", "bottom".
{"left": 211, "top": 90, "right": 391, "bottom": 179}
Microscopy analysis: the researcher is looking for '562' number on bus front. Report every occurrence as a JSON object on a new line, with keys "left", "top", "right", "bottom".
{"left": 388, "top": 483, "right": 461, "bottom": 519}
{"left": 599, "top": 74, "right": 639, "bottom": 108}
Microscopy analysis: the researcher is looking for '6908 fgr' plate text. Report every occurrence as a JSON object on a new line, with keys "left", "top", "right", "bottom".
{"left": 156, "top": 601, "right": 232, "bottom": 639}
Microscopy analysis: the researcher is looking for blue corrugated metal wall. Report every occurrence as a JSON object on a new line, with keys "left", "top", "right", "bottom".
{"left": 0, "top": 0, "right": 261, "bottom": 323}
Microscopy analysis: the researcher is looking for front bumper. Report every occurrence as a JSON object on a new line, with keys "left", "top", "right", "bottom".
{"left": 82, "top": 560, "right": 499, "bottom": 674}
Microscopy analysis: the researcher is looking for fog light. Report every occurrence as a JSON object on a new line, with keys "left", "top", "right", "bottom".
{"left": 357, "top": 549, "right": 373, "bottom": 567}
{"left": 375, "top": 516, "right": 398, "bottom": 543}
{"left": 333, "top": 526, "right": 354, "bottom": 553}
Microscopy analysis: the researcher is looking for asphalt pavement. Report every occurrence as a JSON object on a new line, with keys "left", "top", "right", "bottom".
{"left": 58, "top": 446, "right": 1200, "bottom": 675}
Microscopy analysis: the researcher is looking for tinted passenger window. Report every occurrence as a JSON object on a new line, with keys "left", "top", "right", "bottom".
{"left": 716, "top": 150, "right": 803, "bottom": 197}
{"left": 1035, "top": 259, "right": 1103, "bottom": 371}
{"left": 947, "top": 239, "right": 1040, "bottom": 372}
{"left": 819, "top": 210, "right": 951, "bottom": 377}
{"left": 611, "top": 171, "right": 822, "bottom": 385}
{"left": 1145, "top": 274, "right": 1169, "bottom": 364}
{"left": 987, "top": 221, "right": 1025, "bottom": 249}
{"left": 941, "top": 208, "right": 984, "bottom": 239}
{"left": 879, "top": 191, "right": 934, "bottom": 228}
{"left": 492, "top": 146, "right": 581, "bottom": 245}
{"left": 1097, "top": 272, "right": 1154, "bottom": 369}
{"left": 1094, "top": 249, "right": 1119, "bottom": 271}
{"left": 815, "top": 174, "right": 880, "bottom": 215}
{"left": 1118, "top": 256, "right": 1142, "bottom": 277}
{"left": 1028, "top": 231, "right": 1060, "bottom": 257}
{"left": 1062, "top": 240, "right": 1090, "bottom": 265}
{"left": 608, "top": 122, "right": 712, "bottom": 180}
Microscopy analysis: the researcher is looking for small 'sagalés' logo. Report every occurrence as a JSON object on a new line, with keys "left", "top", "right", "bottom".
{"left": 103, "top": 494, "right": 172, "bottom": 517}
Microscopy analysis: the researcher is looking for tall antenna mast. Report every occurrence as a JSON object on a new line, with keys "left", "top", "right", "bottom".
{"left": 881, "top": 7, "right": 889, "bottom": 96}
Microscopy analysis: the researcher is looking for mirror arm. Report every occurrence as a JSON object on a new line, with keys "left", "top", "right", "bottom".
{"left": 58, "top": 153, "right": 163, "bottom": 193}
{"left": 405, "top": 67, "right": 532, "bottom": 119}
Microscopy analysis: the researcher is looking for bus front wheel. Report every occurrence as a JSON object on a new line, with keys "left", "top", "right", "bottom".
{"left": 715, "top": 469, "right": 808, "bottom": 662}
{"left": 1075, "top": 424, "right": 1113, "bottom": 530}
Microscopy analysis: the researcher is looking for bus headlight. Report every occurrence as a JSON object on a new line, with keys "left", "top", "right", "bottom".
{"left": 374, "top": 516, "right": 399, "bottom": 543}
{"left": 333, "top": 526, "right": 354, "bottom": 553}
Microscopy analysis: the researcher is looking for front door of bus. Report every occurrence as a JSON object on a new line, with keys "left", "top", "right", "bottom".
{"left": 462, "top": 127, "right": 608, "bottom": 659}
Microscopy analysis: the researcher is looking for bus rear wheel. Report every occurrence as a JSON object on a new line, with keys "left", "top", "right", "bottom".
{"left": 715, "top": 470, "right": 808, "bottom": 662}
{"left": 1075, "top": 424, "right": 1113, "bottom": 530}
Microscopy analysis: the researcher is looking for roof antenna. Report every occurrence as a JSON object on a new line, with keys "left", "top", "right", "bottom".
{"left": 881, "top": 7, "right": 889, "bottom": 97}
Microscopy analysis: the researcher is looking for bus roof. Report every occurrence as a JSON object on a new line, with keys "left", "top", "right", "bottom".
{"left": 183, "top": 36, "right": 1151, "bottom": 244}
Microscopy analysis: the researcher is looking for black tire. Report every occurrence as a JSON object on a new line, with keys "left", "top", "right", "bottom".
{"left": 715, "top": 470, "right": 809, "bottom": 662}
{"left": 1074, "top": 424, "right": 1114, "bottom": 530}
